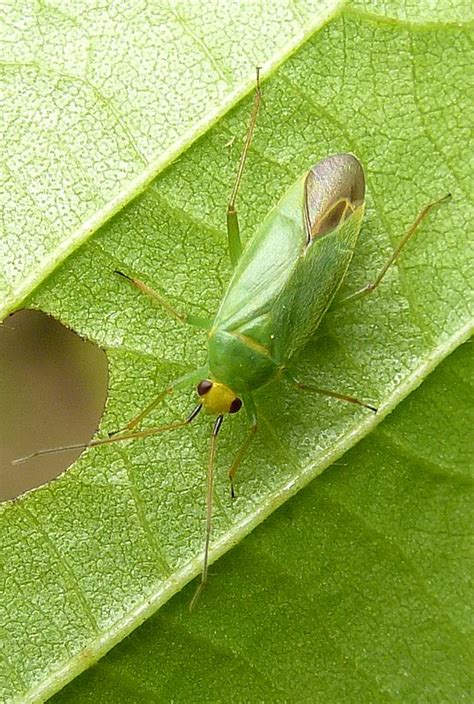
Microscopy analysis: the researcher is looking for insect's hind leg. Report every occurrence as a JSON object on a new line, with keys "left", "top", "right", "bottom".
{"left": 226, "top": 68, "right": 262, "bottom": 268}
{"left": 115, "top": 271, "right": 211, "bottom": 329}
{"left": 340, "top": 193, "right": 451, "bottom": 305}
{"left": 108, "top": 365, "right": 208, "bottom": 437}
{"left": 228, "top": 394, "right": 258, "bottom": 498}
{"left": 286, "top": 372, "right": 377, "bottom": 413}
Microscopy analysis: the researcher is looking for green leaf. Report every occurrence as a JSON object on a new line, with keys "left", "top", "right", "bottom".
{"left": 349, "top": 0, "right": 474, "bottom": 23}
{"left": 52, "top": 340, "right": 474, "bottom": 703}
{"left": 1, "top": 3, "right": 472, "bottom": 702}
{"left": 0, "top": 0, "right": 342, "bottom": 320}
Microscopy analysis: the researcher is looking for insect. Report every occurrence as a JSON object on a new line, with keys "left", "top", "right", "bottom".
{"left": 16, "top": 69, "right": 449, "bottom": 608}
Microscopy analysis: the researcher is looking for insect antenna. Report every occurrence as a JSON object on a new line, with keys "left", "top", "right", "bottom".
{"left": 190, "top": 414, "right": 224, "bottom": 611}
{"left": 12, "top": 404, "right": 203, "bottom": 465}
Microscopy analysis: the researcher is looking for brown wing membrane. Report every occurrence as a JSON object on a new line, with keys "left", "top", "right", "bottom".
{"left": 304, "top": 153, "right": 365, "bottom": 240}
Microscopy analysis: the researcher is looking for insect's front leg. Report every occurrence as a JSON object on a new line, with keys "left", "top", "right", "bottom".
{"left": 228, "top": 393, "right": 258, "bottom": 498}
{"left": 340, "top": 193, "right": 451, "bottom": 305}
{"left": 108, "top": 366, "right": 208, "bottom": 437}
{"left": 226, "top": 68, "right": 262, "bottom": 268}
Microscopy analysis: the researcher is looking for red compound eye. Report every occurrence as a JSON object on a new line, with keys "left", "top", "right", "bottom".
{"left": 229, "top": 398, "right": 242, "bottom": 414}
{"left": 197, "top": 380, "right": 213, "bottom": 396}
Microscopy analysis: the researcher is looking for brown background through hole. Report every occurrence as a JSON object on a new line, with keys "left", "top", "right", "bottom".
{"left": 0, "top": 309, "right": 108, "bottom": 501}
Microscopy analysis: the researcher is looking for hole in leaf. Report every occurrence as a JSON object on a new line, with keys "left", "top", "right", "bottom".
{"left": 0, "top": 309, "right": 108, "bottom": 501}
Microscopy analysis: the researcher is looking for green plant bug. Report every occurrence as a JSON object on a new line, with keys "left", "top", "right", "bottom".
{"left": 15, "top": 69, "right": 450, "bottom": 608}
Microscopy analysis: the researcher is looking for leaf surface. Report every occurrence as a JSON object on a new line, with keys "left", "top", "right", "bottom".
{"left": 1, "top": 2, "right": 472, "bottom": 701}
{"left": 53, "top": 341, "right": 474, "bottom": 703}
{"left": 0, "top": 0, "right": 341, "bottom": 319}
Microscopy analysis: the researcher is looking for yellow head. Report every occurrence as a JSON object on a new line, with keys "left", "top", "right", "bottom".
{"left": 197, "top": 379, "right": 242, "bottom": 415}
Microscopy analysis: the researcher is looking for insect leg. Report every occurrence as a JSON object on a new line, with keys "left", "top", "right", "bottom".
{"left": 226, "top": 67, "right": 262, "bottom": 268}
{"left": 287, "top": 372, "right": 377, "bottom": 413}
{"left": 108, "top": 365, "right": 208, "bottom": 436}
{"left": 115, "top": 271, "right": 211, "bottom": 329}
{"left": 341, "top": 193, "right": 451, "bottom": 304}
{"left": 13, "top": 404, "right": 203, "bottom": 465}
{"left": 189, "top": 414, "right": 224, "bottom": 611}
{"left": 228, "top": 394, "right": 258, "bottom": 498}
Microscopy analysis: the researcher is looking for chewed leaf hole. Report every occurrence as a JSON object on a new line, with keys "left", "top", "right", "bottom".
{"left": 0, "top": 309, "right": 108, "bottom": 501}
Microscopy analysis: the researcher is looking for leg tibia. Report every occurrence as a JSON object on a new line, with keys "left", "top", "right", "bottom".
{"left": 228, "top": 394, "right": 258, "bottom": 498}
{"left": 288, "top": 373, "right": 377, "bottom": 413}
{"left": 115, "top": 271, "right": 211, "bottom": 329}
{"left": 341, "top": 193, "right": 451, "bottom": 304}
{"left": 108, "top": 366, "right": 208, "bottom": 436}
{"left": 226, "top": 68, "right": 262, "bottom": 268}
